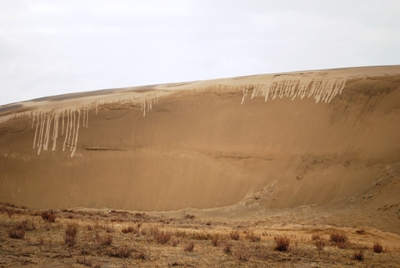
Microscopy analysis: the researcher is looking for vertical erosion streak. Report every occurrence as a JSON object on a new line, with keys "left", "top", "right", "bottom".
{"left": 63, "top": 109, "right": 70, "bottom": 151}
{"left": 61, "top": 110, "right": 65, "bottom": 136}
{"left": 43, "top": 112, "right": 52, "bottom": 151}
{"left": 52, "top": 112, "right": 59, "bottom": 151}
{"left": 67, "top": 109, "right": 73, "bottom": 148}
{"left": 82, "top": 107, "right": 86, "bottom": 128}
{"left": 245, "top": 77, "right": 347, "bottom": 104}
{"left": 37, "top": 113, "right": 46, "bottom": 155}
{"left": 70, "top": 110, "right": 76, "bottom": 152}
{"left": 71, "top": 109, "right": 80, "bottom": 157}
{"left": 33, "top": 119, "right": 39, "bottom": 149}
{"left": 86, "top": 107, "right": 89, "bottom": 128}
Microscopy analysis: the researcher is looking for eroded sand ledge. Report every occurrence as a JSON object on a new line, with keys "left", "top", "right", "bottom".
{"left": 0, "top": 66, "right": 399, "bottom": 226}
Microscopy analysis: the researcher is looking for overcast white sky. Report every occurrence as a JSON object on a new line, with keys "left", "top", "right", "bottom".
{"left": 1, "top": 0, "right": 399, "bottom": 106}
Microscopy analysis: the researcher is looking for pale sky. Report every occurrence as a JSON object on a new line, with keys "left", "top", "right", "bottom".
{"left": 1, "top": 0, "right": 399, "bottom": 106}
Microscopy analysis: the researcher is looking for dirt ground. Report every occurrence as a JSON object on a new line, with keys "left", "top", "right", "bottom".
{"left": 1, "top": 203, "right": 399, "bottom": 268}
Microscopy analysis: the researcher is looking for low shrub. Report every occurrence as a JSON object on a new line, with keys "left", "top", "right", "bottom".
{"left": 171, "top": 238, "right": 180, "bottom": 247}
{"left": 337, "top": 242, "right": 348, "bottom": 249}
{"left": 245, "top": 231, "right": 261, "bottom": 242}
{"left": 211, "top": 237, "right": 219, "bottom": 247}
{"left": 315, "top": 240, "right": 325, "bottom": 251}
{"left": 155, "top": 231, "right": 171, "bottom": 244}
{"left": 108, "top": 246, "right": 131, "bottom": 258}
{"left": 353, "top": 250, "right": 364, "bottom": 261}
{"left": 99, "top": 234, "right": 113, "bottom": 245}
{"left": 8, "top": 228, "right": 25, "bottom": 239}
{"left": 330, "top": 233, "right": 348, "bottom": 244}
{"left": 65, "top": 223, "right": 78, "bottom": 246}
{"left": 41, "top": 211, "right": 56, "bottom": 222}
{"left": 274, "top": 236, "right": 290, "bottom": 252}
{"left": 223, "top": 242, "right": 232, "bottom": 254}
{"left": 235, "top": 247, "right": 250, "bottom": 261}
{"left": 184, "top": 241, "right": 194, "bottom": 252}
{"left": 18, "top": 219, "right": 36, "bottom": 231}
{"left": 122, "top": 226, "right": 136, "bottom": 234}
{"left": 373, "top": 243, "right": 383, "bottom": 253}
{"left": 230, "top": 230, "right": 240, "bottom": 241}
{"left": 311, "top": 234, "right": 320, "bottom": 241}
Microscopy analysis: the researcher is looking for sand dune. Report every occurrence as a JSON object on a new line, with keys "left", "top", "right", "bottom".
{"left": 1, "top": 66, "right": 399, "bottom": 231}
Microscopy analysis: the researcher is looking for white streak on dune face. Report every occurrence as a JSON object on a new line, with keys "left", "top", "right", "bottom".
{"left": 19, "top": 91, "right": 163, "bottom": 157}
{"left": 246, "top": 77, "right": 347, "bottom": 104}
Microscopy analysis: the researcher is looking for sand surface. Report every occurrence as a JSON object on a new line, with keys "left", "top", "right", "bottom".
{"left": 1, "top": 66, "right": 399, "bottom": 238}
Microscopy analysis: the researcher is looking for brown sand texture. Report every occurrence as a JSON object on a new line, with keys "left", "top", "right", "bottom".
{"left": 0, "top": 66, "right": 399, "bottom": 232}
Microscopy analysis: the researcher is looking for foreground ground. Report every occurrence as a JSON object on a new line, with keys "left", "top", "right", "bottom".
{"left": 1, "top": 203, "right": 399, "bottom": 267}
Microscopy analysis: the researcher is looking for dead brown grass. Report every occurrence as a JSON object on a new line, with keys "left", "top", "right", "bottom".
{"left": 230, "top": 230, "right": 240, "bottom": 240}
{"left": 8, "top": 228, "right": 25, "bottom": 239}
{"left": 353, "top": 250, "right": 364, "bottom": 261}
{"left": 155, "top": 231, "right": 171, "bottom": 244}
{"left": 184, "top": 241, "right": 194, "bottom": 252}
{"left": 41, "top": 211, "right": 56, "bottom": 222}
{"left": 330, "top": 233, "right": 348, "bottom": 244}
{"left": 107, "top": 246, "right": 131, "bottom": 258}
{"left": 65, "top": 223, "right": 78, "bottom": 247}
{"left": 274, "top": 236, "right": 290, "bottom": 252}
{"left": 0, "top": 207, "right": 399, "bottom": 267}
{"left": 373, "top": 242, "right": 383, "bottom": 253}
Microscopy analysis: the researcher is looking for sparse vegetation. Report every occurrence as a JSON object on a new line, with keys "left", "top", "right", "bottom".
{"left": 230, "top": 230, "right": 240, "bottom": 240}
{"left": 330, "top": 233, "right": 348, "bottom": 244}
{"left": 223, "top": 242, "right": 232, "bottom": 254}
{"left": 65, "top": 223, "right": 78, "bottom": 246}
{"left": 235, "top": 247, "right": 250, "bottom": 261}
{"left": 41, "top": 211, "right": 56, "bottom": 222}
{"left": 98, "top": 234, "right": 113, "bottom": 245}
{"left": 0, "top": 206, "right": 399, "bottom": 267}
{"left": 108, "top": 246, "right": 131, "bottom": 258}
{"left": 245, "top": 231, "right": 261, "bottom": 242}
{"left": 274, "top": 236, "right": 290, "bottom": 252}
{"left": 184, "top": 241, "right": 194, "bottom": 252}
{"left": 353, "top": 250, "right": 364, "bottom": 261}
{"left": 171, "top": 238, "right": 180, "bottom": 247}
{"left": 373, "top": 242, "right": 383, "bottom": 253}
{"left": 315, "top": 239, "right": 325, "bottom": 251}
{"left": 155, "top": 231, "right": 171, "bottom": 244}
{"left": 121, "top": 226, "right": 136, "bottom": 234}
{"left": 8, "top": 228, "right": 25, "bottom": 239}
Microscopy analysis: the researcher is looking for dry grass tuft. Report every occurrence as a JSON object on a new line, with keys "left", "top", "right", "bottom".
{"left": 155, "top": 231, "right": 171, "bottom": 244}
{"left": 373, "top": 243, "right": 383, "bottom": 253}
{"left": 8, "top": 228, "right": 25, "bottom": 239}
{"left": 353, "top": 250, "right": 364, "bottom": 261}
{"left": 315, "top": 240, "right": 325, "bottom": 252}
{"left": 235, "top": 247, "right": 250, "bottom": 261}
{"left": 223, "top": 242, "right": 232, "bottom": 254}
{"left": 330, "top": 233, "right": 348, "bottom": 244}
{"left": 171, "top": 238, "right": 180, "bottom": 247}
{"left": 122, "top": 226, "right": 138, "bottom": 234}
{"left": 230, "top": 230, "right": 240, "bottom": 240}
{"left": 245, "top": 231, "right": 261, "bottom": 242}
{"left": 41, "top": 211, "right": 56, "bottom": 222}
{"left": 76, "top": 257, "right": 100, "bottom": 267}
{"left": 211, "top": 237, "right": 219, "bottom": 247}
{"left": 311, "top": 234, "right": 320, "bottom": 240}
{"left": 65, "top": 223, "right": 78, "bottom": 247}
{"left": 108, "top": 246, "right": 131, "bottom": 258}
{"left": 98, "top": 234, "right": 113, "bottom": 245}
{"left": 18, "top": 219, "right": 36, "bottom": 231}
{"left": 274, "top": 236, "right": 290, "bottom": 252}
{"left": 184, "top": 241, "right": 194, "bottom": 252}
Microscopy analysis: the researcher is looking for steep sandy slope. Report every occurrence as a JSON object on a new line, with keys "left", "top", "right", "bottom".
{"left": 0, "top": 66, "right": 399, "bottom": 216}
